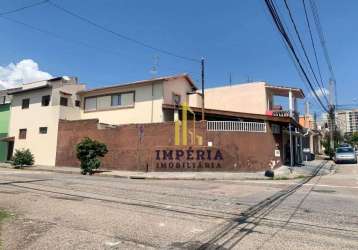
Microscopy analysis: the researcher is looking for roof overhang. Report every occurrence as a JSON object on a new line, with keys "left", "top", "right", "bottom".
{"left": 78, "top": 74, "right": 197, "bottom": 96}
{"left": 7, "top": 84, "right": 50, "bottom": 95}
{"left": 59, "top": 90, "right": 72, "bottom": 96}
{"left": 162, "top": 103, "right": 299, "bottom": 124}
{"left": 265, "top": 84, "right": 305, "bottom": 98}
{"left": 0, "top": 136, "right": 14, "bottom": 142}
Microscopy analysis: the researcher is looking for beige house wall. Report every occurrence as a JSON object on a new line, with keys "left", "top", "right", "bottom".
{"left": 80, "top": 82, "right": 164, "bottom": 125}
{"left": 9, "top": 88, "right": 60, "bottom": 166}
{"left": 80, "top": 77, "right": 195, "bottom": 125}
{"left": 56, "top": 83, "right": 85, "bottom": 120}
{"left": 163, "top": 77, "right": 194, "bottom": 105}
{"left": 8, "top": 80, "right": 85, "bottom": 166}
{"left": 191, "top": 82, "right": 268, "bottom": 114}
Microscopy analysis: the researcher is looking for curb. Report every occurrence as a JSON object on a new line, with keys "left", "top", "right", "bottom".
{"left": 0, "top": 166, "right": 273, "bottom": 181}
{"left": 0, "top": 165, "right": 322, "bottom": 181}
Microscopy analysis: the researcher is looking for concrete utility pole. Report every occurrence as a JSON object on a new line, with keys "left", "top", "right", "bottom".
{"left": 289, "top": 90, "right": 294, "bottom": 167}
{"left": 289, "top": 123, "right": 294, "bottom": 167}
{"left": 329, "top": 79, "right": 336, "bottom": 152}
{"left": 201, "top": 57, "right": 205, "bottom": 121}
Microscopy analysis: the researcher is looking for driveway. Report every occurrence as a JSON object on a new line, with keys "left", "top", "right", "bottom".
{"left": 0, "top": 160, "right": 357, "bottom": 249}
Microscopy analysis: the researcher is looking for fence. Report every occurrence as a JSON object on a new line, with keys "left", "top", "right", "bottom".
{"left": 207, "top": 121, "right": 267, "bottom": 132}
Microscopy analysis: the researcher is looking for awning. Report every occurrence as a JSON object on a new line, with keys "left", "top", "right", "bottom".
{"left": 0, "top": 136, "right": 14, "bottom": 142}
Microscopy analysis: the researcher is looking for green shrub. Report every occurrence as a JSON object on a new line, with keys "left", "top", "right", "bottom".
{"left": 12, "top": 149, "right": 34, "bottom": 168}
{"left": 76, "top": 137, "right": 108, "bottom": 175}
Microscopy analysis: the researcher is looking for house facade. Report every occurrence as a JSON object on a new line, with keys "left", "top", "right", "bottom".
{"left": 7, "top": 77, "right": 85, "bottom": 166}
{"left": 78, "top": 74, "right": 196, "bottom": 125}
{"left": 189, "top": 82, "right": 304, "bottom": 120}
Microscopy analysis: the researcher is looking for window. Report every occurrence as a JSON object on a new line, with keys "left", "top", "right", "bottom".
{"left": 60, "top": 97, "right": 68, "bottom": 106}
{"left": 84, "top": 97, "right": 97, "bottom": 111}
{"left": 22, "top": 98, "right": 30, "bottom": 109}
{"left": 41, "top": 95, "right": 51, "bottom": 106}
{"left": 336, "top": 148, "right": 354, "bottom": 153}
{"left": 111, "top": 94, "right": 121, "bottom": 106}
{"left": 75, "top": 100, "right": 81, "bottom": 107}
{"left": 19, "top": 129, "right": 27, "bottom": 139}
{"left": 173, "top": 94, "right": 181, "bottom": 106}
{"left": 39, "top": 127, "right": 48, "bottom": 134}
{"left": 121, "top": 92, "right": 134, "bottom": 106}
{"left": 84, "top": 92, "right": 134, "bottom": 112}
{"left": 97, "top": 96, "right": 111, "bottom": 109}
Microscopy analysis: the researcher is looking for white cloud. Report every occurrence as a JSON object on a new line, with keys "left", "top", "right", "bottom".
{"left": 311, "top": 87, "right": 329, "bottom": 98}
{"left": 0, "top": 59, "right": 52, "bottom": 89}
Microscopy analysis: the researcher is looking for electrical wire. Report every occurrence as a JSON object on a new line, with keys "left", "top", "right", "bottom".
{"left": 0, "top": 0, "right": 48, "bottom": 16}
{"left": 302, "top": 0, "right": 327, "bottom": 99}
{"left": 283, "top": 0, "right": 330, "bottom": 105}
{"left": 309, "top": 0, "right": 337, "bottom": 105}
{"left": 47, "top": 0, "right": 200, "bottom": 63}
{"left": 264, "top": 0, "right": 329, "bottom": 112}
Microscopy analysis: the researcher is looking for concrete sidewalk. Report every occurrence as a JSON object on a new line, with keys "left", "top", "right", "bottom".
{"left": 0, "top": 160, "right": 332, "bottom": 180}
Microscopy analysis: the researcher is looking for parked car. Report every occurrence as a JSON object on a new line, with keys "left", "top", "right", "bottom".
{"left": 334, "top": 147, "right": 357, "bottom": 164}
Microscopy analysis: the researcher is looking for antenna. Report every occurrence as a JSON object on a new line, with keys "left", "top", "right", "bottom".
{"left": 229, "top": 72, "right": 232, "bottom": 87}
{"left": 149, "top": 55, "right": 159, "bottom": 77}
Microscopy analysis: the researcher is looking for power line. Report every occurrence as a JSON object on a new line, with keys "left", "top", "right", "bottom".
{"left": 263, "top": 0, "right": 328, "bottom": 113}
{"left": 283, "top": 0, "right": 329, "bottom": 106}
{"left": 0, "top": 0, "right": 48, "bottom": 16}
{"left": 302, "top": 0, "right": 326, "bottom": 97}
{"left": 0, "top": 15, "right": 129, "bottom": 57}
{"left": 0, "top": 16, "right": 197, "bottom": 76}
{"left": 309, "top": 0, "right": 337, "bottom": 105}
{"left": 0, "top": 11, "right": 196, "bottom": 78}
{"left": 47, "top": 0, "right": 200, "bottom": 63}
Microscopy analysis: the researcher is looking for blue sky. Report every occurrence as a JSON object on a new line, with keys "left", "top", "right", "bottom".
{"left": 0, "top": 0, "right": 357, "bottom": 114}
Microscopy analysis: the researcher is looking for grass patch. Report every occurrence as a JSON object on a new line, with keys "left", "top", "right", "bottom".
{"left": 273, "top": 176, "right": 289, "bottom": 180}
{"left": 273, "top": 175, "right": 307, "bottom": 180}
{"left": 0, "top": 210, "right": 11, "bottom": 223}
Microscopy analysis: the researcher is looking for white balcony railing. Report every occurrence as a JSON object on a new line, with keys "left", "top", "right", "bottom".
{"left": 207, "top": 121, "right": 267, "bottom": 133}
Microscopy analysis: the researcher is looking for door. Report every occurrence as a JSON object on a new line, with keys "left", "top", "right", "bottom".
{"left": 7, "top": 141, "right": 14, "bottom": 161}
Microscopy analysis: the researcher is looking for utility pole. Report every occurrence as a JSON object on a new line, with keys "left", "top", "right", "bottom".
{"left": 288, "top": 90, "right": 294, "bottom": 167}
{"left": 289, "top": 123, "right": 294, "bottom": 168}
{"left": 328, "top": 79, "right": 336, "bottom": 152}
{"left": 201, "top": 57, "right": 205, "bottom": 121}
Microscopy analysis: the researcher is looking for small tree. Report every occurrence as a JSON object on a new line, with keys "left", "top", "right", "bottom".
{"left": 76, "top": 137, "right": 108, "bottom": 175}
{"left": 12, "top": 149, "right": 34, "bottom": 168}
{"left": 345, "top": 132, "right": 358, "bottom": 148}
{"left": 321, "top": 130, "right": 343, "bottom": 158}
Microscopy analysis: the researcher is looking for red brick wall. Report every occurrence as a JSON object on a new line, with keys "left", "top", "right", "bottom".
{"left": 56, "top": 119, "right": 282, "bottom": 172}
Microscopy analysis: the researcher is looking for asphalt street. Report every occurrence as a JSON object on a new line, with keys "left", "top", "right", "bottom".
{"left": 0, "top": 160, "right": 357, "bottom": 249}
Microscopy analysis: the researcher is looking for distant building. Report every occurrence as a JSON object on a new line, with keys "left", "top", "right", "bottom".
{"left": 299, "top": 114, "right": 316, "bottom": 130}
{"left": 299, "top": 114, "right": 322, "bottom": 155}
{"left": 336, "top": 109, "right": 358, "bottom": 134}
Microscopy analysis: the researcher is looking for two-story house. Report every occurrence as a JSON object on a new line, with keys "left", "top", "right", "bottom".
{"left": 188, "top": 81, "right": 304, "bottom": 119}
{"left": 78, "top": 74, "right": 197, "bottom": 125}
{"left": 7, "top": 77, "right": 85, "bottom": 166}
